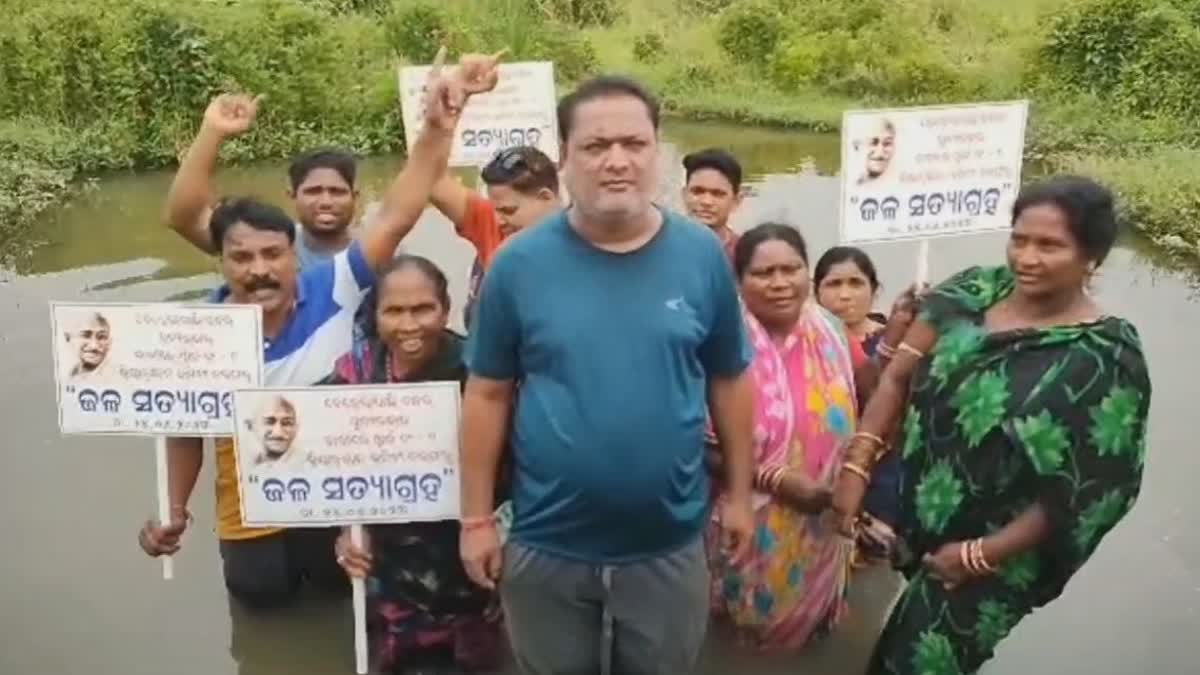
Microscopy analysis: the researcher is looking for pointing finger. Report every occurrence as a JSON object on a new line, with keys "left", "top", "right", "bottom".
{"left": 489, "top": 47, "right": 510, "bottom": 66}
{"left": 430, "top": 45, "right": 448, "bottom": 77}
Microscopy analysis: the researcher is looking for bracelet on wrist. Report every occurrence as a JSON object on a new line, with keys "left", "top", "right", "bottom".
{"left": 461, "top": 515, "right": 496, "bottom": 532}
{"left": 840, "top": 461, "right": 871, "bottom": 483}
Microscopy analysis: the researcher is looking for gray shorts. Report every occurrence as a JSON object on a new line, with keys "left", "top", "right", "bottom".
{"left": 499, "top": 536, "right": 709, "bottom": 675}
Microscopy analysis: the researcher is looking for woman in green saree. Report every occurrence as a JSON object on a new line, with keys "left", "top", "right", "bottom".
{"left": 831, "top": 176, "right": 1152, "bottom": 674}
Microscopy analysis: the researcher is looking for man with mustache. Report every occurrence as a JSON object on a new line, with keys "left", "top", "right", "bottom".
{"left": 681, "top": 148, "right": 744, "bottom": 263}
{"left": 249, "top": 395, "right": 300, "bottom": 467}
{"left": 65, "top": 312, "right": 112, "bottom": 380}
{"left": 137, "top": 50, "right": 503, "bottom": 609}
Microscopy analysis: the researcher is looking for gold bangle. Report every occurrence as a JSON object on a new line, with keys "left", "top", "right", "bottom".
{"left": 898, "top": 342, "right": 925, "bottom": 359}
{"left": 771, "top": 467, "right": 787, "bottom": 492}
{"left": 756, "top": 464, "right": 781, "bottom": 491}
{"left": 876, "top": 341, "right": 897, "bottom": 359}
{"left": 841, "top": 462, "right": 871, "bottom": 483}
{"left": 974, "top": 538, "right": 996, "bottom": 573}
{"left": 960, "top": 541, "right": 975, "bottom": 575}
{"left": 854, "top": 431, "right": 886, "bottom": 448}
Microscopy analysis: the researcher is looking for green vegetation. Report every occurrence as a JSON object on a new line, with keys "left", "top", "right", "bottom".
{"left": 593, "top": 0, "right": 1200, "bottom": 259}
{"left": 2, "top": 0, "right": 1199, "bottom": 263}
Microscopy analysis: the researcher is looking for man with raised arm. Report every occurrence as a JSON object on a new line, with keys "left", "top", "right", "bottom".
{"left": 429, "top": 145, "right": 562, "bottom": 326}
{"left": 164, "top": 102, "right": 376, "bottom": 268}
{"left": 137, "top": 50, "right": 503, "bottom": 609}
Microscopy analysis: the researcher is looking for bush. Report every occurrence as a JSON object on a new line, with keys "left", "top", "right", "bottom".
{"left": 769, "top": 23, "right": 962, "bottom": 103}
{"left": 0, "top": 0, "right": 408, "bottom": 259}
{"left": 307, "top": 0, "right": 391, "bottom": 14}
{"left": 528, "top": 28, "right": 598, "bottom": 82}
{"left": 0, "top": 0, "right": 404, "bottom": 169}
{"left": 1038, "top": 0, "right": 1200, "bottom": 122}
{"left": 385, "top": 2, "right": 453, "bottom": 61}
{"left": 0, "top": 121, "right": 78, "bottom": 260}
{"left": 542, "top": 0, "right": 621, "bottom": 27}
{"left": 677, "top": 0, "right": 737, "bottom": 14}
{"left": 633, "top": 31, "right": 665, "bottom": 63}
{"left": 717, "top": 0, "right": 785, "bottom": 67}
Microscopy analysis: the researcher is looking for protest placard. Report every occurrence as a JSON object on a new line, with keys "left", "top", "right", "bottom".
{"left": 839, "top": 101, "right": 1029, "bottom": 245}
{"left": 232, "top": 383, "right": 462, "bottom": 528}
{"left": 50, "top": 302, "right": 264, "bottom": 436}
{"left": 398, "top": 61, "right": 559, "bottom": 166}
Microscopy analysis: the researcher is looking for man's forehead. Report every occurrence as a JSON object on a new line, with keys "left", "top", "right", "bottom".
{"left": 296, "top": 167, "right": 352, "bottom": 191}
{"left": 261, "top": 397, "right": 294, "bottom": 414}
{"left": 866, "top": 121, "right": 894, "bottom": 137}
{"left": 687, "top": 169, "right": 734, "bottom": 192}
{"left": 74, "top": 316, "right": 108, "bottom": 332}
{"left": 224, "top": 223, "right": 291, "bottom": 249}
{"left": 570, "top": 97, "right": 656, "bottom": 138}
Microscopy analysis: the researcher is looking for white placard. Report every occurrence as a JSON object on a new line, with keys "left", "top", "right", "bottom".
{"left": 399, "top": 61, "right": 559, "bottom": 167}
{"left": 839, "top": 101, "right": 1029, "bottom": 244}
{"left": 233, "top": 383, "right": 462, "bottom": 527}
{"left": 50, "top": 302, "right": 264, "bottom": 436}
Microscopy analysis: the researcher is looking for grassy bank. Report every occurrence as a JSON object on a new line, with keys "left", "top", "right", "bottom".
{"left": 580, "top": 0, "right": 1200, "bottom": 259}
{"left": 3, "top": 0, "right": 1199, "bottom": 263}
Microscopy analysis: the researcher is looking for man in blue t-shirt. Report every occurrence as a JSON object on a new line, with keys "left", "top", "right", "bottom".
{"left": 460, "top": 75, "right": 756, "bottom": 675}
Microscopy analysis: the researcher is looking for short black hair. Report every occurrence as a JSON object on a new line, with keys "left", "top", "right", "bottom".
{"left": 209, "top": 197, "right": 296, "bottom": 253}
{"left": 557, "top": 75, "right": 660, "bottom": 143}
{"left": 1012, "top": 175, "right": 1119, "bottom": 265}
{"left": 288, "top": 147, "right": 357, "bottom": 192}
{"left": 481, "top": 146, "right": 560, "bottom": 195}
{"left": 814, "top": 246, "right": 880, "bottom": 293}
{"left": 733, "top": 223, "right": 809, "bottom": 279}
{"left": 683, "top": 148, "right": 743, "bottom": 193}
{"left": 360, "top": 255, "right": 451, "bottom": 338}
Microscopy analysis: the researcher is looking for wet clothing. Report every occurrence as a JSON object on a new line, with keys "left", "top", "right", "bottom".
{"left": 320, "top": 332, "right": 503, "bottom": 672}
{"left": 467, "top": 207, "right": 752, "bottom": 673}
{"left": 219, "top": 528, "right": 347, "bottom": 609}
{"left": 500, "top": 538, "right": 710, "bottom": 675}
{"left": 869, "top": 266, "right": 1152, "bottom": 674}
{"left": 212, "top": 242, "right": 373, "bottom": 542}
{"left": 861, "top": 310, "right": 904, "bottom": 553}
{"left": 466, "top": 208, "right": 753, "bottom": 564}
{"left": 707, "top": 300, "right": 857, "bottom": 649}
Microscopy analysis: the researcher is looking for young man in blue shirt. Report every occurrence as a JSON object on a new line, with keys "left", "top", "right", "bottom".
{"left": 459, "top": 75, "right": 756, "bottom": 674}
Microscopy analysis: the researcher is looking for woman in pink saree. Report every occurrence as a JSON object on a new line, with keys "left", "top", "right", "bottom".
{"left": 706, "top": 223, "right": 911, "bottom": 649}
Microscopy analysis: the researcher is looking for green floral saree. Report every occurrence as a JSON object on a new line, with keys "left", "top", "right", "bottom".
{"left": 868, "top": 265, "right": 1152, "bottom": 675}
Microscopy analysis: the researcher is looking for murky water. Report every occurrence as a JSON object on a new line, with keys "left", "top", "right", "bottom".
{"left": 1, "top": 120, "right": 1197, "bottom": 674}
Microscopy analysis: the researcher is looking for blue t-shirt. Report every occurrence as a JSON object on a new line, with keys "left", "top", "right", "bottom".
{"left": 211, "top": 241, "right": 374, "bottom": 386}
{"left": 294, "top": 230, "right": 339, "bottom": 271}
{"left": 466, "top": 209, "right": 752, "bottom": 563}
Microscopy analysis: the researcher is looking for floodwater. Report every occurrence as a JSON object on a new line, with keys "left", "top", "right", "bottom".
{"left": 1, "top": 119, "right": 1197, "bottom": 675}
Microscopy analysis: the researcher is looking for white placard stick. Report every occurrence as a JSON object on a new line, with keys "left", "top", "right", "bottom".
{"left": 155, "top": 437, "right": 174, "bottom": 580}
{"left": 351, "top": 524, "right": 368, "bottom": 675}
{"left": 915, "top": 239, "right": 930, "bottom": 287}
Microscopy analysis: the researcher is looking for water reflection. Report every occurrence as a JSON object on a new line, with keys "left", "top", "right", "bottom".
{"left": 2, "top": 120, "right": 1199, "bottom": 675}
